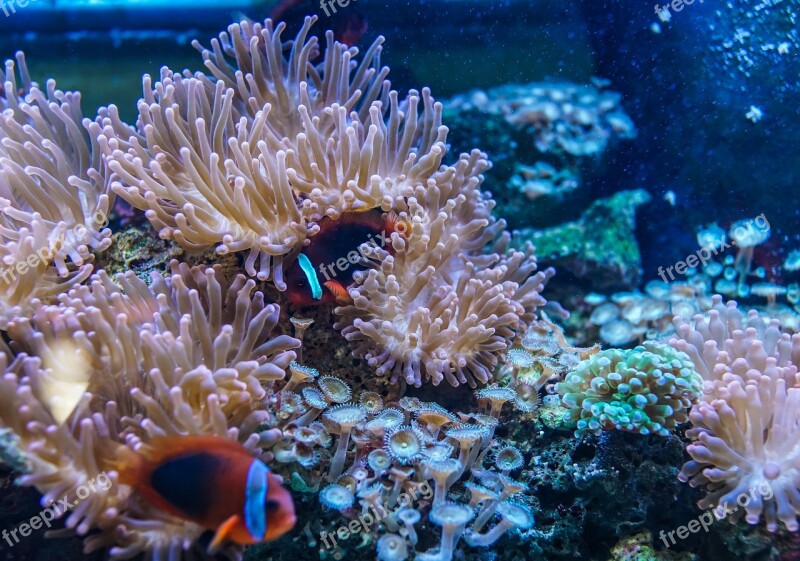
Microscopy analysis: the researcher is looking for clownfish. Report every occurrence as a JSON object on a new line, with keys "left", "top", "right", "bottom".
{"left": 284, "top": 210, "right": 404, "bottom": 306}
{"left": 113, "top": 435, "right": 296, "bottom": 550}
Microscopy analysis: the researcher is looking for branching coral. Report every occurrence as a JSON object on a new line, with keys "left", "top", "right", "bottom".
{"left": 669, "top": 295, "right": 800, "bottom": 532}
{"left": 556, "top": 341, "right": 703, "bottom": 437}
{"left": 0, "top": 53, "right": 119, "bottom": 325}
{"left": 0, "top": 261, "right": 299, "bottom": 559}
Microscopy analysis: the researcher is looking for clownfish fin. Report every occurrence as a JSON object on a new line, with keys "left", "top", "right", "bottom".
{"left": 318, "top": 210, "right": 385, "bottom": 235}
{"left": 384, "top": 211, "right": 407, "bottom": 237}
{"left": 210, "top": 514, "right": 241, "bottom": 552}
{"left": 104, "top": 444, "right": 145, "bottom": 486}
{"left": 324, "top": 280, "right": 352, "bottom": 304}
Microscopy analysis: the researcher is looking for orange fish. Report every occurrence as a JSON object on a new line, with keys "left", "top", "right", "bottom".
{"left": 114, "top": 435, "right": 296, "bottom": 550}
{"left": 284, "top": 210, "right": 404, "bottom": 306}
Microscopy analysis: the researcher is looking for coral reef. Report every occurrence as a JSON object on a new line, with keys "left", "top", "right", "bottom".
{"left": 444, "top": 81, "right": 636, "bottom": 229}
{"left": 447, "top": 82, "right": 635, "bottom": 158}
{"left": 0, "top": 9, "right": 796, "bottom": 561}
{"left": 98, "top": 17, "right": 553, "bottom": 389}
{"left": 556, "top": 342, "right": 702, "bottom": 437}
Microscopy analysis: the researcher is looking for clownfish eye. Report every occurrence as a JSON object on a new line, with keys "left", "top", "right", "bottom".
{"left": 265, "top": 499, "right": 280, "bottom": 513}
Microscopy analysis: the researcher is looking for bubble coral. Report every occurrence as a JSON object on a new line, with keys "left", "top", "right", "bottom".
{"left": 556, "top": 341, "right": 703, "bottom": 437}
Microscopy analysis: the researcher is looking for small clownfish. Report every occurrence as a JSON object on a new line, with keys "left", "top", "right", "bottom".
{"left": 284, "top": 210, "right": 405, "bottom": 307}
{"left": 113, "top": 435, "right": 296, "bottom": 550}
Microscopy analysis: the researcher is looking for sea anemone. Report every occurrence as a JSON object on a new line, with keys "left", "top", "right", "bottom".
{"left": 729, "top": 217, "right": 770, "bottom": 285}
{"left": 365, "top": 408, "right": 406, "bottom": 435}
{"left": 284, "top": 362, "right": 319, "bottom": 393}
{"left": 599, "top": 319, "right": 636, "bottom": 346}
{"left": 318, "top": 375, "right": 353, "bottom": 404}
{"left": 589, "top": 303, "right": 619, "bottom": 326}
{"left": 320, "top": 484, "right": 356, "bottom": 512}
{"left": 512, "top": 381, "right": 540, "bottom": 412}
{"left": 359, "top": 391, "right": 384, "bottom": 414}
{"left": 384, "top": 425, "right": 425, "bottom": 465}
{"left": 368, "top": 449, "right": 392, "bottom": 472}
{"left": 377, "top": 533, "right": 408, "bottom": 561}
{"left": 445, "top": 424, "right": 488, "bottom": 478}
{"left": 0, "top": 262, "right": 299, "bottom": 559}
{"left": 416, "top": 407, "right": 458, "bottom": 438}
{"left": 323, "top": 403, "right": 367, "bottom": 480}
{"left": 422, "top": 458, "right": 463, "bottom": 504}
{"left": 464, "top": 502, "right": 534, "bottom": 547}
{"left": 396, "top": 507, "right": 422, "bottom": 546}
{"left": 494, "top": 445, "right": 524, "bottom": 473}
{"left": 475, "top": 387, "right": 515, "bottom": 418}
{"left": 418, "top": 503, "right": 474, "bottom": 561}
{"left": 293, "top": 386, "right": 328, "bottom": 426}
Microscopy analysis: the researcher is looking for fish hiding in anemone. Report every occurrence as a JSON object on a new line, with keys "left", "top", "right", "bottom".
{"left": 112, "top": 435, "right": 296, "bottom": 550}
{"left": 285, "top": 210, "right": 404, "bottom": 306}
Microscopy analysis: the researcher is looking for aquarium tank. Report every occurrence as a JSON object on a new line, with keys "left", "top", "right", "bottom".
{"left": 0, "top": 0, "right": 799, "bottom": 560}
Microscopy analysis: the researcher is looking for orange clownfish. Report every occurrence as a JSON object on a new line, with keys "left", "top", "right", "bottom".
{"left": 114, "top": 435, "right": 296, "bottom": 550}
{"left": 284, "top": 210, "right": 405, "bottom": 306}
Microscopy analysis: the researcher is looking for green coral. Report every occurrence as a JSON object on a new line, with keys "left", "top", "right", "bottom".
{"left": 512, "top": 189, "right": 651, "bottom": 289}
{"left": 556, "top": 341, "right": 702, "bottom": 437}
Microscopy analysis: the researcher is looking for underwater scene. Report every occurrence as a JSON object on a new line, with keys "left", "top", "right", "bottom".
{"left": 0, "top": 0, "right": 799, "bottom": 560}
